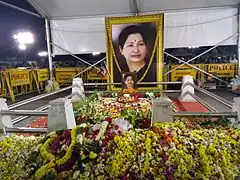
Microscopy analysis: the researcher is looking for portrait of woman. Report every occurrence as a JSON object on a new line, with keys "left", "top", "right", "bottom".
{"left": 105, "top": 14, "right": 164, "bottom": 90}
{"left": 122, "top": 72, "right": 137, "bottom": 89}
{"left": 112, "top": 23, "right": 157, "bottom": 86}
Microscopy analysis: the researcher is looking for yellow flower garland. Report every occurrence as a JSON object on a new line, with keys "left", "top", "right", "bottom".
{"left": 35, "top": 128, "right": 77, "bottom": 179}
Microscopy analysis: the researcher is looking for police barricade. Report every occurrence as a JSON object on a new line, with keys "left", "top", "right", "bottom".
{"left": 4, "top": 69, "right": 31, "bottom": 102}
{"left": 169, "top": 63, "right": 236, "bottom": 89}
{"left": 36, "top": 69, "right": 49, "bottom": 91}
{"left": 0, "top": 71, "right": 5, "bottom": 97}
{"left": 55, "top": 68, "right": 83, "bottom": 85}
{"left": 0, "top": 69, "right": 45, "bottom": 102}
{"left": 204, "top": 63, "right": 236, "bottom": 89}
{"left": 169, "top": 64, "right": 205, "bottom": 89}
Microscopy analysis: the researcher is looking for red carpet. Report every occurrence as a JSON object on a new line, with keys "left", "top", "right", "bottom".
{"left": 25, "top": 117, "right": 48, "bottom": 128}
{"left": 174, "top": 99, "right": 209, "bottom": 112}
{"left": 17, "top": 117, "right": 48, "bottom": 136}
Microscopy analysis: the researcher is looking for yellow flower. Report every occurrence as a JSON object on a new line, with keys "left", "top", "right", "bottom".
{"left": 89, "top": 152, "right": 97, "bottom": 159}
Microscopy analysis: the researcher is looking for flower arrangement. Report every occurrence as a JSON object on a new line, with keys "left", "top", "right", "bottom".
{"left": 1, "top": 91, "right": 240, "bottom": 179}
{"left": 73, "top": 92, "right": 177, "bottom": 128}
{"left": 0, "top": 120, "right": 239, "bottom": 179}
{"left": 122, "top": 87, "right": 136, "bottom": 94}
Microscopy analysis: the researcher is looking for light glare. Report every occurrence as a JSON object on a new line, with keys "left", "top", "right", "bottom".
{"left": 14, "top": 32, "right": 34, "bottom": 44}
{"left": 19, "top": 44, "right": 26, "bottom": 50}
{"left": 93, "top": 52, "right": 100, "bottom": 55}
{"left": 38, "top": 51, "right": 48, "bottom": 57}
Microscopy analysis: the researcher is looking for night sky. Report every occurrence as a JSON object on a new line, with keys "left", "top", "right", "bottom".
{"left": 0, "top": 0, "right": 46, "bottom": 59}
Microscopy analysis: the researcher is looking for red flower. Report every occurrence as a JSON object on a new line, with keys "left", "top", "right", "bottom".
{"left": 145, "top": 119, "right": 151, "bottom": 126}
{"left": 105, "top": 117, "right": 112, "bottom": 123}
{"left": 102, "top": 139, "right": 108, "bottom": 147}
{"left": 115, "top": 125, "right": 119, "bottom": 130}
{"left": 118, "top": 130, "right": 123, "bottom": 135}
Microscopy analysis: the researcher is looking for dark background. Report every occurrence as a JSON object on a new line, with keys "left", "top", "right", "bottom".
{"left": 0, "top": 0, "right": 46, "bottom": 59}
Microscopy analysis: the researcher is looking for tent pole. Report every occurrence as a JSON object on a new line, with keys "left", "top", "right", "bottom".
{"left": 132, "top": 0, "right": 139, "bottom": 16}
{"left": 238, "top": 7, "right": 240, "bottom": 76}
{"left": 45, "top": 19, "right": 53, "bottom": 81}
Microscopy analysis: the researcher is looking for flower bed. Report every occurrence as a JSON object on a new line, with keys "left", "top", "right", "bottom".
{"left": 73, "top": 92, "right": 178, "bottom": 128}
{"left": 0, "top": 120, "right": 239, "bottom": 179}
{"left": 0, "top": 92, "right": 239, "bottom": 179}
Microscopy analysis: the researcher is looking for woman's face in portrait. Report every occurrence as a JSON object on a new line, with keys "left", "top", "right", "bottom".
{"left": 125, "top": 76, "right": 134, "bottom": 88}
{"left": 120, "top": 33, "right": 147, "bottom": 63}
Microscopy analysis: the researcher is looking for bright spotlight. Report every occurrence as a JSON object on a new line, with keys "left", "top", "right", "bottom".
{"left": 19, "top": 44, "right": 26, "bottom": 50}
{"left": 93, "top": 52, "right": 100, "bottom": 55}
{"left": 14, "top": 32, "right": 34, "bottom": 44}
{"left": 38, "top": 51, "right": 48, "bottom": 57}
{"left": 13, "top": 34, "right": 18, "bottom": 39}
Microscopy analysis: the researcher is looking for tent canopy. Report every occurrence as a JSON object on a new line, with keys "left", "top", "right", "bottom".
{"left": 27, "top": 0, "right": 240, "bottom": 19}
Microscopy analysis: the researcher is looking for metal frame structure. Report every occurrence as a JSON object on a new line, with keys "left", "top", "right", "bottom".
{"left": 238, "top": 7, "right": 240, "bottom": 76}
{"left": 1, "top": 0, "right": 239, "bottom": 83}
{"left": 0, "top": 1, "right": 239, "bottom": 135}
{"left": 45, "top": 19, "right": 53, "bottom": 81}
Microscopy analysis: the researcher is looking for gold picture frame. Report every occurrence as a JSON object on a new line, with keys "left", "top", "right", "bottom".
{"left": 105, "top": 14, "right": 164, "bottom": 91}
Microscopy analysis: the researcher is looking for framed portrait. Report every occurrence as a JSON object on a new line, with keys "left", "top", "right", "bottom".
{"left": 105, "top": 14, "right": 164, "bottom": 90}
{"left": 122, "top": 72, "right": 137, "bottom": 90}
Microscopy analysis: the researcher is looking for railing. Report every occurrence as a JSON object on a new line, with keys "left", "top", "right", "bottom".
{"left": 185, "top": 91, "right": 217, "bottom": 112}
{"left": 8, "top": 85, "right": 73, "bottom": 110}
{"left": 187, "top": 82, "right": 233, "bottom": 109}
{"left": 83, "top": 81, "right": 182, "bottom": 86}
{"left": 1, "top": 79, "right": 239, "bottom": 135}
{"left": 4, "top": 127, "right": 47, "bottom": 134}
{"left": 0, "top": 110, "right": 48, "bottom": 116}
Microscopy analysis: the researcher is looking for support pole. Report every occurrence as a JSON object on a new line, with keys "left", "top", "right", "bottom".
{"left": 238, "top": 7, "right": 240, "bottom": 76}
{"left": 132, "top": 0, "right": 139, "bottom": 16}
{"left": 45, "top": 19, "right": 53, "bottom": 81}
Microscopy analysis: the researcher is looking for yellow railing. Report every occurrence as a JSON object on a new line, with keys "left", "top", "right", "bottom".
{"left": 0, "top": 63, "right": 237, "bottom": 102}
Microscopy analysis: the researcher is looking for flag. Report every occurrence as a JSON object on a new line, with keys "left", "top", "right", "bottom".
{"left": 98, "top": 67, "right": 107, "bottom": 79}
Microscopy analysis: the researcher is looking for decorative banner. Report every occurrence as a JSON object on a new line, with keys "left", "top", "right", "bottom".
{"left": 37, "top": 69, "right": 49, "bottom": 82}
{"left": 207, "top": 63, "right": 235, "bottom": 77}
{"left": 105, "top": 14, "right": 164, "bottom": 90}
{"left": 10, "top": 71, "right": 30, "bottom": 87}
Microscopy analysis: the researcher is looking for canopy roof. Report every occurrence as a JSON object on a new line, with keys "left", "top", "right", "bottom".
{"left": 27, "top": 0, "right": 240, "bottom": 19}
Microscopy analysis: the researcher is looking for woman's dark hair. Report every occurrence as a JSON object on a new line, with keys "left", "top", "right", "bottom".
{"left": 118, "top": 25, "right": 147, "bottom": 49}
{"left": 123, "top": 72, "right": 134, "bottom": 81}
